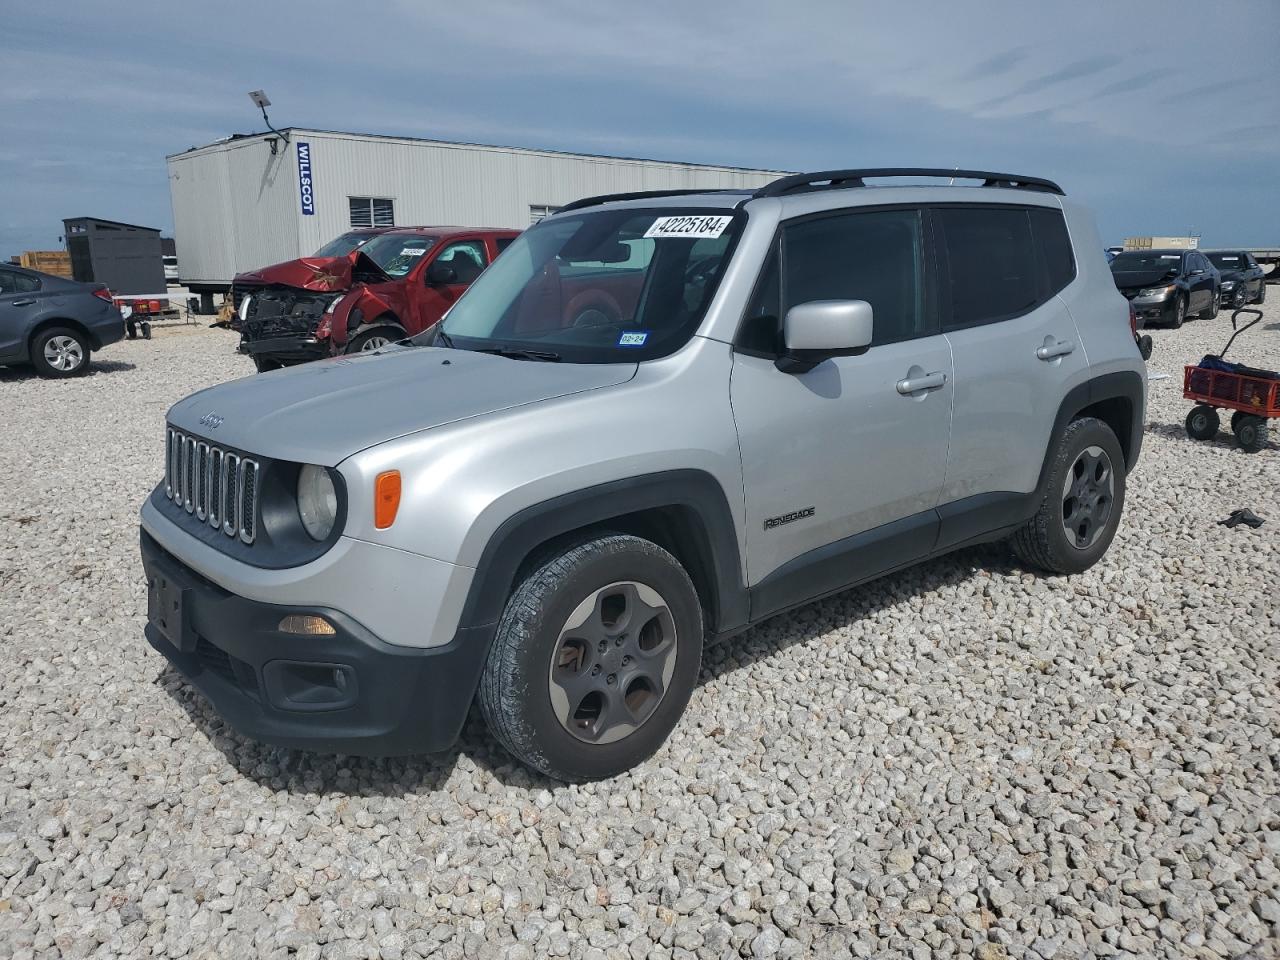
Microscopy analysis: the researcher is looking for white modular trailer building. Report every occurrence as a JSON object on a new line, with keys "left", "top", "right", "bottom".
{"left": 166, "top": 128, "right": 787, "bottom": 295}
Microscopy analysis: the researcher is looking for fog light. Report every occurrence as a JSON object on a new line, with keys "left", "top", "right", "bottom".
{"left": 278, "top": 615, "right": 336, "bottom": 636}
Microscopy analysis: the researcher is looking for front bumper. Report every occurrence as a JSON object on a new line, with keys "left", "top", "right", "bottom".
{"left": 239, "top": 334, "right": 329, "bottom": 365}
{"left": 140, "top": 529, "right": 492, "bottom": 755}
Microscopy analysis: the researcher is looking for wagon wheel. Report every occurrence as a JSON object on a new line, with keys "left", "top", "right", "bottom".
{"left": 1233, "top": 416, "right": 1268, "bottom": 454}
{"left": 1184, "top": 405, "right": 1219, "bottom": 441}
{"left": 1230, "top": 410, "right": 1249, "bottom": 434}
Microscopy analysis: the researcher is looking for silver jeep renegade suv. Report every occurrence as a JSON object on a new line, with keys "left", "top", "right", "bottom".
{"left": 141, "top": 168, "right": 1145, "bottom": 781}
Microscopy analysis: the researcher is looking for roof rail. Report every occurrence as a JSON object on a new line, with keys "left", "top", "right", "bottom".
{"left": 753, "top": 168, "right": 1064, "bottom": 198}
{"left": 557, "top": 188, "right": 741, "bottom": 214}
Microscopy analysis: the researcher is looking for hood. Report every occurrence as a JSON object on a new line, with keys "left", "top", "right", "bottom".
{"left": 1111, "top": 267, "right": 1177, "bottom": 290}
{"left": 234, "top": 253, "right": 393, "bottom": 292}
{"left": 167, "top": 346, "right": 637, "bottom": 465}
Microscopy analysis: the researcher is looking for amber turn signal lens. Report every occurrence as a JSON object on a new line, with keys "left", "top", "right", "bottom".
{"left": 374, "top": 470, "right": 401, "bottom": 529}
{"left": 278, "top": 615, "right": 336, "bottom": 636}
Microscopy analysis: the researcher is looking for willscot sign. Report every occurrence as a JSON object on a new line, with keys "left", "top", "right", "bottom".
{"left": 296, "top": 141, "right": 316, "bottom": 216}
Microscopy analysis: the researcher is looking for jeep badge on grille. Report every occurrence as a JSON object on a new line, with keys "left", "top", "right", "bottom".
{"left": 198, "top": 412, "right": 224, "bottom": 429}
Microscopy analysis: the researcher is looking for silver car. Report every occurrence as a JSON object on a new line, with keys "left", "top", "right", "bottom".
{"left": 140, "top": 168, "right": 1145, "bottom": 780}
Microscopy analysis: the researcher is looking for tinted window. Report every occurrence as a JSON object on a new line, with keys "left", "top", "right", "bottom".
{"left": 1028, "top": 207, "right": 1075, "bottom": 294}
{"left": 495, "top": 237, "right": 516, "bottom": 254}
{"left": 0, "top": 269, "right": 40, "bottom": 294}
{"left": 938, "top": 207, "right": 1039, "bottom": 328}
{"left": 782, "top": 208, "right": 928, "bottom": 345}
{"left": 737, "top": 246, "right": 782, "bottom": 354}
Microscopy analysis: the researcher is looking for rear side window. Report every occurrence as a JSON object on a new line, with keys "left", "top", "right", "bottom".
{"left": 0, "top": 269, "right": 40, "bottom": 294}
{"left": 1028, "top": 207, "right": 1076, "bottom": 294}
{"left": 936, "top": 207, "right": 1039, "bottom": 329}
{"left": 781, "top": 208, "right": 929, "bottom": 346}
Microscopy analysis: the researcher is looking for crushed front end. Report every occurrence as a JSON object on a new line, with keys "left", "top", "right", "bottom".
{"left": 238, "top": 287, "right": 344, "bottom": 367}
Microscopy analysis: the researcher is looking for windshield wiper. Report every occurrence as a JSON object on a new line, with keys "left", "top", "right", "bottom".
{"left": 475, "top": 346, "right": 562, "bottom": 362}
{"left": 433, "top": 327, "right": 455, "bottom": 348}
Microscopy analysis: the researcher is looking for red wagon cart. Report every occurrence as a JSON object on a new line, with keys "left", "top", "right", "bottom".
{"left": 1183, "top": 308, "right": 1279, "bottom": 453}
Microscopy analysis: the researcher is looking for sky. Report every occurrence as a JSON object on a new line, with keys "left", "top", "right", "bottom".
{"left": 2, "top": 0, "right": 1278, "bottom": 257}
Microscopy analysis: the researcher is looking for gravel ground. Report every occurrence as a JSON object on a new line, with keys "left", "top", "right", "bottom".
{"left": 1, "top": 307, "right": 1278, "bottom": 960}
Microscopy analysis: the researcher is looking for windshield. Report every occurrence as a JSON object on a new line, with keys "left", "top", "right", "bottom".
{"left": 1110, "top": 252, "right": 1182, "bottom": 272}
{"left": 418, "top": 208, "right": 742, "bottom": 362}
{"left": 1207, "top": 253, "right": 1243, "bottom": 270}
{"left": 313, "top": 231, "right": 377, "bottom": 258}
{"left": 357, "top": 234, "right": 437, "bottom": 278}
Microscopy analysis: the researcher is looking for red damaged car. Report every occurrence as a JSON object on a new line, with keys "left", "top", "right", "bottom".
{"left": 236, "top": 227, "right": 518, "bottom": 371}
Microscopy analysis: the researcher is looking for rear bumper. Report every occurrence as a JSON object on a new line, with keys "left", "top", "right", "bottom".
{"left": 239, "top": 334, "right": 329, "bottom": 364}
{"left": 140, "top": 529, "right": 492, "bottom": 755}
{"left": 89, "top": 308, "right": 126, "bottom": 349}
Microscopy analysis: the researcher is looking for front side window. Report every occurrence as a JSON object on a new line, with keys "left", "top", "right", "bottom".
{"left": 349, "top": 197, "right": 395, "bottom": 228}
{"left": 938, "top": 207, "right": 1040, "bottom": 328}
{"left": 781, "top": 208, "right": 927, "bottom": 346}
{"left": 433, "top": 240, "right": 488, "bottom": 284}
{"left": 421, "top": 207, "right": 743, "bottom": 362}
{"left": 358, "top": 234, "right": 436, "bottom": 278}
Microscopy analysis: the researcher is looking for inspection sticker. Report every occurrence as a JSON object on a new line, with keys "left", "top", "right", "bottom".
{"left": 644, "top": 215, "right": 733, "bottom": 240}
{"left": 400, "top": 247, "right": 427, "bottom": 256}
{"left": 618, "top": 331, "right": 648, "bottom": 346}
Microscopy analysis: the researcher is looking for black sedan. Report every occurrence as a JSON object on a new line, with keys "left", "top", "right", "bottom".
{"left": 1109, "top": 249, "right": 1219, "bottom": 329}
{"left": 1206, "top": 250, "right": 1267, "bottom": 307}
{"left": 0, "top": 265, "right": 125, "bottom": 377}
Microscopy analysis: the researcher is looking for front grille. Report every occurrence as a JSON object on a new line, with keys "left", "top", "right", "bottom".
{"left": 165, "top": 427, "right": 260, "bottom": 544}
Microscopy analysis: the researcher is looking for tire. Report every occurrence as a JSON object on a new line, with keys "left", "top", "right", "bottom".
{"left": 346, "top": 326, "right": 402, "bottom": 354}
{"left": 252, "top": 355, "right": 284, "bottom": 373}
{"left": 1167, "top": 295, "right": 1185, "bottom": 329}
{"left": 1230, "top": 410, "right": 1249, "bottom": 434}
{"left": 31, "top": 326, "right": 91, "bottom": 378}
{"left": 479, "top": 533, "right": 703, "bottom": 781}
{"left": 1198, "top": 291, "right": 1219, "bottom": 321}
{"left": 1011, "top": 417, "right": 1126, "bottom": 575}
{"left": 1254, "top": 283, "right": 1267, "bottom": 305}
{"left": 1185, "top": 405, "right": 1220, "bottom": 441}
{"left": 1233, "top": 416, "right": 1268, "bottom": 454}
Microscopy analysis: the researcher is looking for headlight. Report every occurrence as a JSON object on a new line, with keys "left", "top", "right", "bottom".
{"left": 238, "top": 294, "right": 253, "bottom": 322}
{"left": 297, "top": 464, "right": 337, "bottom": 540}
{"left": 1138, "top": 285, "right": 1175, "bottom": 298}
{"left": 1220, "top": 280, "right": 1236, "bottom": 289}
{"left": 325, "top": 293, "right": 347, "bottom": 314}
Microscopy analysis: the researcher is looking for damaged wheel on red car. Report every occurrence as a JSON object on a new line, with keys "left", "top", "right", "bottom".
{"left": 347, "top": 327, "right": 401, "bottom": 354}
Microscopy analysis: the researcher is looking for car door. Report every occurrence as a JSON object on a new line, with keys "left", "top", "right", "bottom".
{"left": 0, "top": 268, "right": 43, "bottom": 360}
{"left": 410, "top": 238, "right": 489, "bottom": 332}
{"left": 934, "top": 204, "right": 1090, "bottom": 541}
{"left": 1186, "top": 252, "right": 1212, "bottom": 311}
{"left": 730, "top": 206, "right": 952, "bottom": 614}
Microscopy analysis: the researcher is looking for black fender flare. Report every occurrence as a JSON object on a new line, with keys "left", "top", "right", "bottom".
{"left": 457, "top": 470, "right": 749, "bottom": 637}
{"left": 1037, "top": 370, "right": 1145, "bottom": 492}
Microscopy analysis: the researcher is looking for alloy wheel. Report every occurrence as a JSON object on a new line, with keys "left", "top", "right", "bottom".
{"left": 44, "top": 335, "right": 84, "bottom": 372}
{"left": 1061, "top": 445, "right": 1115, "bottom": 550}
{"left": 548, "top": 581, "right": 678, "bottom": 745}
{"left": 360, "top": 335, "right": 391, "bottom": 351}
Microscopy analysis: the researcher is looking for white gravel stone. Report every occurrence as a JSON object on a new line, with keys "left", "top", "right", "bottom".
{"left": 1, "top": 308, "right": 1278, "bottom": 959}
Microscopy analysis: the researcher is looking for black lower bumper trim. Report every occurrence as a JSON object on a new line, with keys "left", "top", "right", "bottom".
{"left": 241, "top": 335, "right": 329, "bottom": 363}
{"left": 140, "top": 529, "right": 493, "bottom": 756}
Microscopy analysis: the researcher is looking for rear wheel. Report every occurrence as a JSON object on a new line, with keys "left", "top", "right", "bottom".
{"left": 31, "top": 327, "right": 91, "bottom": 378}
{"left": 1254, "top": 283, "right": 1267, "bottom": 305}
{"left": 1185, "top": 405, "right": 1220, "bottom": 441}
{"left": 479, "top": 534, "right": 703, "bottom": 781}
{"left": 1012, "top": 417, "right": 1126, "bottom": 575}
{"left": 1233, "top": 416, "right": 1268, "bottom": 454}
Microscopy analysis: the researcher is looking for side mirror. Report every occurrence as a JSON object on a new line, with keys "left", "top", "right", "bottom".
{"left": 427, "top": 261, "right": 457, "bottom": 285}
{"left": 776, "top": 300, "right": 873, "bottom": 373}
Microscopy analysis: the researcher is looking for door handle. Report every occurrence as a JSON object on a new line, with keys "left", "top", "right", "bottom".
{"left": 896, "top": 370, "right": 947, "bottom": 394}
{"left": 11, "top": 298, "right": 36, "bottom": 306}
{"left": 1036, "top": 338, "right": 1075, "bottom": 361}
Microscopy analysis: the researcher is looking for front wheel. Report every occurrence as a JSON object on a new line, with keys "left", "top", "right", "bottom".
{"left": 346, "top": 327, "right": 401, "bottom": 354}
{"left": 1011, "top": 417, "right": 1126, "bottom": 575}
{"left": 479, "top": 534, "right": 703, "bottom": 781}
{"left": 1198, "top": 291, "right": 1220, "bottom": 321}
{"left": 1186, "top": 405, "right": 1220, "bottom": 441}
{"left": 1167, "top": 295, "right": 1186, "bottom": 329}
{"left": 1254, "top": 283, "right": 1267, "bottom": 305}
{"left": 31, "top": 326, "right": 91, "bottom": 378}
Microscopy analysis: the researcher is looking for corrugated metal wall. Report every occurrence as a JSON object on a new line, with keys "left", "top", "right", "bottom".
{"left": 168, "top": 130, "right": 784, "bottom": 287}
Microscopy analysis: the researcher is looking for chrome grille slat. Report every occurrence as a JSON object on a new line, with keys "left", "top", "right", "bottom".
{"left": 163, "top": 427, "right": 260, "bottom": 546}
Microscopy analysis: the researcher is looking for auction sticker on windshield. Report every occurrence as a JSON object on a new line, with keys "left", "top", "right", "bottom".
{"left": 401, "top": 247, "right": 427, "bottom": 256}
{"left": 644, "top": 215, "right": 733, "bottom": 240}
